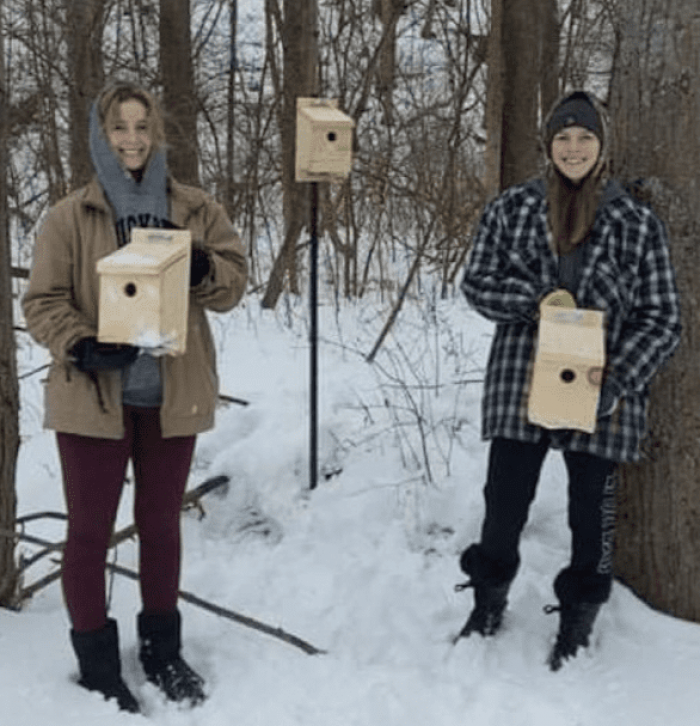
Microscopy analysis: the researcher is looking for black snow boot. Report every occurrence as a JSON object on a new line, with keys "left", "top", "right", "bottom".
{"left": 70, "top": 618, "right": 140, "bottom": 713}
{"left": 546, "top": 567, "right": 610, "bottom": 671}
{"left": 546, "top": 601, "right": 602, "bottom": 671}
{"left": 138, "top": 610, "right": 206, "bottom": 705}
{"left": 454, "top": 544, "right": 518, "bottom": 641}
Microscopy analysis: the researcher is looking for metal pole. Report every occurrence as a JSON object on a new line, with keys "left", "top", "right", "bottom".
{"left": 309, "top": 181, "right": 319, "bottom": 490}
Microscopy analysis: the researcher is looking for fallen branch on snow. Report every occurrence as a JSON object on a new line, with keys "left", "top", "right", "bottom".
{"left": 0, "top": 475, "right": 327, "bottom": 656}
{"left": 106, "top": 562, "right": 325, "bottom": 656}
{"left": 11, "top": 476, "right": 230, "bottom": 578}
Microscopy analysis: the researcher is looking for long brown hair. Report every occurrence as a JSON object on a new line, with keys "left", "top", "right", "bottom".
{"left": 547, "top": 168, "right": 604, "bottom": 255}
{"left": 542, "top": 91, "right": 609, "bottom": 255}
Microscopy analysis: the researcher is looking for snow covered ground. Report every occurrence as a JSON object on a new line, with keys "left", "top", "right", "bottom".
{"left": 4, "top": 289, "right": 700, "bottom": 725}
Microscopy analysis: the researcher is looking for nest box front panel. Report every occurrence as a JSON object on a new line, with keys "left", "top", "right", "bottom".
{"left": 295, "top": 98, "right": 355, "bottom": 181}
{"left": 528, "top": 308, "right": 606, "bottom": 433}
{"left": 96, "top": 229, "right": 191, "bottom": 354}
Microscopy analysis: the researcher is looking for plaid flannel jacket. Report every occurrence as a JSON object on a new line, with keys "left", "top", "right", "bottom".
{"left": 461, "top": 179, "right": 681, "bottom": 462}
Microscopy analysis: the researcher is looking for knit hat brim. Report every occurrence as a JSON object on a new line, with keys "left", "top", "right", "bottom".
{"left": 546, "top": 91, "right": 602, "bottom": 140}
{"left": 541, "top": 90, "right": 609, "bottom": 182}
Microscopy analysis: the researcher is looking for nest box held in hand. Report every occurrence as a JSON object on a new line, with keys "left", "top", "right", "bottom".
{"left": 295, "top": 98, "right": 355, "bottom": 182}
{"left": 527, "top": 305, "right": 606, "bottom": 433}
{"left": 96, "top": 228, "right": 192, "bottom": 355}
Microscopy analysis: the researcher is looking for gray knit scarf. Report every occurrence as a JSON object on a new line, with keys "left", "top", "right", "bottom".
{"left": 89, "top": 102, "right": 170, "bottom": 247}
{"left": 89, "top": 101, "right": 168, "bottom": 406}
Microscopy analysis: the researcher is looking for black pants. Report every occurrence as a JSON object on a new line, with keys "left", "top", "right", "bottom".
{"left": 479, "top": 437, "right": 617, "bottom": 599}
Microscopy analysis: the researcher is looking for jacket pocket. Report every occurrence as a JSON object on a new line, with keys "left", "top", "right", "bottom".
{"left": 45, "top": 363, "right": 119, "bottom": 434}
{"left": 163, "top": 316, "right": 218, "bottom": 420}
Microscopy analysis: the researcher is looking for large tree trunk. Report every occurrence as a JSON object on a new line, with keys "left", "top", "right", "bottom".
{"left": 483, "top": 0, "right": 504, "bottom": 196}
{"left": 0, "top": 3, "right": 19, "bottom": 607}
{"left": 539, "top": 0, "right": 559, "bottom": 120}
{"left": 66, "top": 0, "right": 105, "bottom": 189}
{"left": 495, "top": 0, "right": 559, "bottom": 191}
{"left": 610, "top": 0, "right": 700, "bottom": 622}
{"left": 160, "top": 0, "right": 198, "bottom": 185}
{"left": 261, "top": 0, "right": 318, "bottom": 309}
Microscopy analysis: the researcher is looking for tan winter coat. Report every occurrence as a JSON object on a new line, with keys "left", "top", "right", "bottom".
{"left": 23, "top": 177, "right": 248, "bottom": 439}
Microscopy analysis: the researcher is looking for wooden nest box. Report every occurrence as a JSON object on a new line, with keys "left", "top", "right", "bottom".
{"left": 295, "top": 98, "right": 355, "bottom": 182}
{"left": 96, "top": 228, "right": 191, "bottom": 355}
{"left": 527, "top": 306, "right": 605, "bottom": 433}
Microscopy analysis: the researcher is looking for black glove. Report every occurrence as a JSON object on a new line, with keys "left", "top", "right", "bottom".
{"left": 190, "top": 246, "right": 212, "bottom": 287}
{"left": 68, "top": 337, "right": 139, "bottom": 373}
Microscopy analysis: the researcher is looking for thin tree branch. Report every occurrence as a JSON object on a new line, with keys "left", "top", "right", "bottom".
{"left": 365, "top": 216, "right": 437, "bottom": 363}
{"left": 107, "top": 562, "right": 326, "bottom": 656}
{"left": 218, "top": 393, "right": 251, "bottom": 407}
{"left": 8, "top": 476, "right": 230, "bottom": 582}
{"left": 11, "top": 266, "right": 29, "bottom": 279}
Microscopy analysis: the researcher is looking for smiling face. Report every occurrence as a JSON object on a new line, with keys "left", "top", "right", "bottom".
{"left": 550, "top": 126, "right": 601, "bottom": 183}
{"left": 106, "top": 99, "right": 153, "bottom": 173}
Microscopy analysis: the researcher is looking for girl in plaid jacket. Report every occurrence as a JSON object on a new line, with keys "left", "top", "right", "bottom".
{"left": 456, "top": 91, "right": 681, "bottom": 670}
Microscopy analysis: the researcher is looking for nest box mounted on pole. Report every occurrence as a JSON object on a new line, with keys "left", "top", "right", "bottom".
{"left": 295, "top": 98, "right": 355, "bottom": 182}
{"left": 295, "top": 98, "right": 355, "bottom": 489}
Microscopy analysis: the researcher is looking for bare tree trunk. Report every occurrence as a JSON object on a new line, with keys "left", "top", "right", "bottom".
{"left": 487, "top": 0, "right": 557, "bottom": 192}
{"left": 0, "top": 3, "right": 19, "bottom": 607}
{"left": 160, "top": 0, "right": 198, "bottom": 185}
{"left": 500, "top": 0, "right": 547, "bottom": 188}
{"left": 610, "top": 0, "right": 700, "bottom": 622}
{"left": 30, "top": 1, "right": 66, "bottom": 204}
{"left": 261, "top": 0, "right": 318, "bottom": 309}
{"left": 376, "top": 0, "right": 402, "bottom": 125}
{"left": 66, "top": 0, "right": 105, "bottom": 189}
{"left": 483, "top": 0, "right": 504, "bottom": 196}
{"left": 539, "top": 0, "right": 560, "bottom": 118}
{"left": 225, "top": 0, "right": 237, "bottom": 218}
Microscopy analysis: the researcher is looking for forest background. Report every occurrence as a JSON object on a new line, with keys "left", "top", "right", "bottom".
{"left": 1, "top": 0, "right": 699, "bottom": 631}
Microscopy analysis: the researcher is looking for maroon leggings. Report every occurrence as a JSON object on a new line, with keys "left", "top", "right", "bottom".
{"left": 57, "top": 407, "right": 195, "bottom": 632}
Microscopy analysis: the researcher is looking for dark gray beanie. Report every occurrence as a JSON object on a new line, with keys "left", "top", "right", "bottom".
{"left": 546, "top": 91, "right": 602, "bottom": 140}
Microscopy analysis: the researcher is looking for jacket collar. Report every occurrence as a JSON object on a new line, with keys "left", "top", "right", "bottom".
{"left": 168, "top": 179, "right": 208, "bottom": 228}
{"left": 533, "top": 177, "right": 626, "bottom": 212}
{"left": 81, "top": 177, "right": 112, "bottom": 214}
